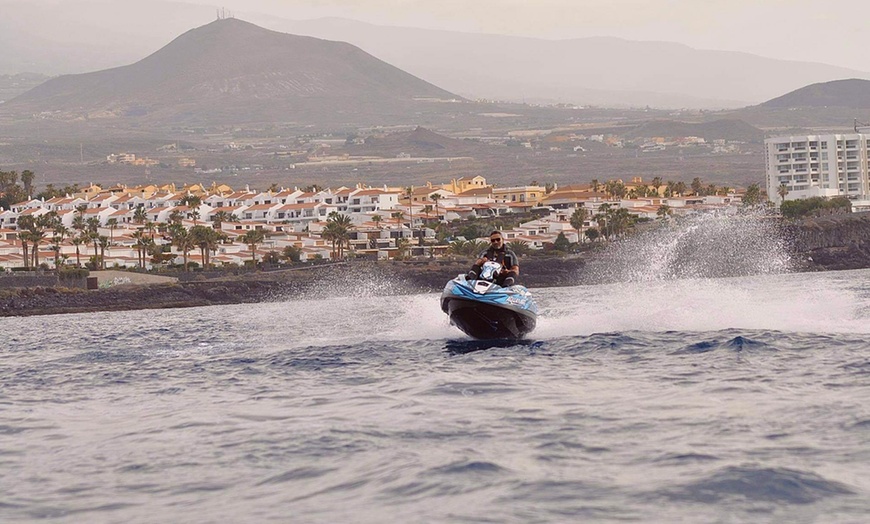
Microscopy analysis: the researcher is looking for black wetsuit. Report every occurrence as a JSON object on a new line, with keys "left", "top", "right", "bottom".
{"left": 469, "top": 246, "right": 519, "bottom": 286}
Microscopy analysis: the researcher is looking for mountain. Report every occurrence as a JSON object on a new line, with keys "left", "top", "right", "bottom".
{"left": 2, "top": 18, "right": 460, "bottom": 126}
{"left": 760, "top": 79, "right": 870, "bottom": 108}
{"left": 259, "top": 17, "right": 870, "bottom": 109}
{"left": 2, "top": 1, "right": 869, "bottom": 110}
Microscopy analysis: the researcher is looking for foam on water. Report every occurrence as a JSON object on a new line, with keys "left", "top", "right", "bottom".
{"left": 536, "top": 271, "right": 870, "bottom": 336}
{"left": 584, "top": 211, "right": 793, "bottom": 283}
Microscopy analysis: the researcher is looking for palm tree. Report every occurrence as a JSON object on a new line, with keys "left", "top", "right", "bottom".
{"left": 595, "top": 203, "right": 613, "bottom": 239}
{"left": 326, "top": 212, "right": 354, "bottom": 259}
{"left": 585, "top": 228, "right": 600, "bottom": 243}
{"left": 98, "top": 235, "right": 110, "bottom": 269}
{"left": 85, "top": 217, "right": 100, "bottom": 266}
{"left": 395, "top": 237, "right": 410, "bottom": 259}
{"left": 73, "top": 203, "right": 88, "bottom": 228}
{"left": 144, "top": 221, "right": 157, "bottom": 241}
{"left": 51, "top": 224, "right": 69, "bottom": 270}
{"left": 422, "top": 205, "right": 434, "bottom": 226}
{"left": 168, "top": 209, "right": 184, "bottom": 225}
{"left": 106, "top": 218, "right": 118, "bottom": 243}
{"left": 182, "top": 195, "right": 203, "bottom": 226}
{"left": 404, "top": 186, "right": 414, "bottom": 229}
{"left": 190, "top": 225, "right": 222, "bottom": 269}
{"left": 610, "top": 208, "right": 633, "bottom": 237}
{"left": 448, "top": 239, "right": 468, "bottom": 256}
{"left": 240, "top": 229, "right": 266, "bottom": 267}
{"left": 282, "top": 245, "right": 302, "bottom": 264}
{"left": 651, "top": 177, "right": 663, "bottom": 195}
{"left": 132, "top": 230, "right": 150, "bottom": 269}
{"left": 372, "top": 214, "right": 383, "bottom": 229}
{"left": 27, "top": 214, "right": 56, "bottom": 268}
{"left": 71, "top": 235, "right": 83, "bottom": 267}
{"left": 211, "top": 210, "right": 233, "bottom": 230}
{"left": 473, "top": 239, "right": 489, "bottom": 255}
{"left": 31, "top": 228, "right": 47, "bottom": 268}
{"left": 506, "top": 240, "right": 531, "bottom": 256}
{"left": 657, "top": 204, "right": 673, "bottom": 220}
{"left": 321, "top": 224, "right": 337, "bottom": 259}
{"left": 170, "top": 224, "right": 195, "bottom": 271}
{"left": 17, "top": 229, "right": 30, "bottom": 270}
{"left": 777, "top": 184, "right": 789, "bottom": 202}
{"left": 16, "top": 216, "right": 34, "bottom": 268}
{"left": 133, "top": 205, "right": 148, "bottom": 225}
{"left": 570, "top": 206, "right": 588, "bottom": 243}
{"left": 430, "top": 193, "right": 442, "bottom": 225}
{"left": 391, "top": 211, "right": 405, "bottom": 230}
{"left": 181, "top": 194, "right": 202, "bottom": 210}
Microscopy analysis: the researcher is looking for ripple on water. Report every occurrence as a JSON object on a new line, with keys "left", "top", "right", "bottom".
{"left": 659, "top": 465, "right": 856, "bottom": 504}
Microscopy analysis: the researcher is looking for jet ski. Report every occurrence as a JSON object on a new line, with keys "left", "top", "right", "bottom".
{"left": 441, "top": 261, "right": 538, "bottom": 339}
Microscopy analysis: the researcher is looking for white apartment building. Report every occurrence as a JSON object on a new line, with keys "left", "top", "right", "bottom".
{"left": 765, "top": 133, "right": 870, "bottom": 206}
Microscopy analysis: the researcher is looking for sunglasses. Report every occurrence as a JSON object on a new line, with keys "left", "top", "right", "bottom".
{"left": 490, "top": 238, "right": 503, "bottom": 243}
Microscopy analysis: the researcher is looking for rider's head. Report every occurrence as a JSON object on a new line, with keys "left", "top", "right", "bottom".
{"left": 489, "top": 231, "right": 504, "bottom": 248}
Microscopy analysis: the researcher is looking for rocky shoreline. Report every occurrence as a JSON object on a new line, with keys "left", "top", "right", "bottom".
{"left": 784, "top": 211, "right": 870, "bottom": 271}
{"left": 4, "top": 211, "right": 870, "bottom": 318}
{"left": 0, "top": 257, "right": 588, "bottom": 317}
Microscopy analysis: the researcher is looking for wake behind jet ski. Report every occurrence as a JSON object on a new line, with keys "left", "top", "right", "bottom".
{"left": 441, "top": 260, "right": 538, "bottom": 340}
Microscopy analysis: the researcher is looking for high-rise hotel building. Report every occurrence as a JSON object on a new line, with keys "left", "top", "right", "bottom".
{"left": 765, "top": 133, "right": 870, "bottom": 206}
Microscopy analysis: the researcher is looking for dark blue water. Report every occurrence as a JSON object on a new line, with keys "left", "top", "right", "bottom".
{"left": 2, "top": 270, "right": 870, "bottom": 523}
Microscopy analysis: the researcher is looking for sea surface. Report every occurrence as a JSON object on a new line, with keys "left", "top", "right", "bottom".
{"left": 2, "top": 266, "right": 869, "bottom": 523}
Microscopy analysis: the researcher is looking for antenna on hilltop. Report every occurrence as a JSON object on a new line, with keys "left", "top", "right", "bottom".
{"left": 216, "top": 7, "right": 234, "bottom": 20}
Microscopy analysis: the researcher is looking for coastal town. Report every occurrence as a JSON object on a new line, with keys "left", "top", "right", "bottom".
{"left": 0, "top": 174, "right": 749, "bottom": 271}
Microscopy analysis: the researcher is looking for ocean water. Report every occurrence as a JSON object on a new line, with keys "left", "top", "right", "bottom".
{"left": 2, "top": 214, "right": 870, "bottom": 523}
{"left": 2, "top": 269, "right": 869, "bottom": 523}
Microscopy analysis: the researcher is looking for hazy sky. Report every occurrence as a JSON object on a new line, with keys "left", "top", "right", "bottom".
{"left": 178, "top": 0, "right": 870, "bottom": 71}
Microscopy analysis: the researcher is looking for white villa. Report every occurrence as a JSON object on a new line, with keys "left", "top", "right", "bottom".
{"left": 0, "top": 179, "right": 744, "bottom": 269}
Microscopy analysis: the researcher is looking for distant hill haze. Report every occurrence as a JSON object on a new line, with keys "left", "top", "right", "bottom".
{"left": 718, "top": 78, "right": 870, "bottom": 129}
{"left": 2, "top": 18, "right": 461, "bottom": 126}
{"left": 261, "top": 17, "right": 870, "bottom": 110}
{"left": 2, "top": 0, "right": 869, "bottom": 110}
{"left": 760, "top": 79, "right": 870, "bottom": 108}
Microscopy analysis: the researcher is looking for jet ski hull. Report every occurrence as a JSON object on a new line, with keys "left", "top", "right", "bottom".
{"left": 441, "top": 277, "right": 538, "bottom": 340}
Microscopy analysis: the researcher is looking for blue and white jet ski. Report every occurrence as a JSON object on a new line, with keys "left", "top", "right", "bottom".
{"left": 441, "top": 261, "right": 538, "bottom": 340}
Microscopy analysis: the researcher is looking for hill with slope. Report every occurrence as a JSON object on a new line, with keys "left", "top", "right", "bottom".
{"left": 1, "top": 18, "right": 460, "bottom": 127}
{"left": 760, "top": 79, "right": 870, "bottom": 108}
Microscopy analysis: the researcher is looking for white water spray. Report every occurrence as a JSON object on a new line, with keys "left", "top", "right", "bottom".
{"left": 583, "top": 211, "right": 793, "bottom": 284}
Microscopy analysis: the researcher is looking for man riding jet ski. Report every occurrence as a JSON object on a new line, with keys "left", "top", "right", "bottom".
{"left": 466, "top": 231, "right": 520, "bottom": 286}
{"left": 441, "top": 231, "right": 537, "bottom": 339}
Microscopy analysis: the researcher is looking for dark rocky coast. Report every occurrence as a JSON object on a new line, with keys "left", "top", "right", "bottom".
{"left": 0, "top": 257, "right": 587, "bottom": 317}
{"left": 3, "top": 211, "right": 870, "bottom": 318}
{"left": 785, "top": 211, "right": 870, "bottom": 271}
